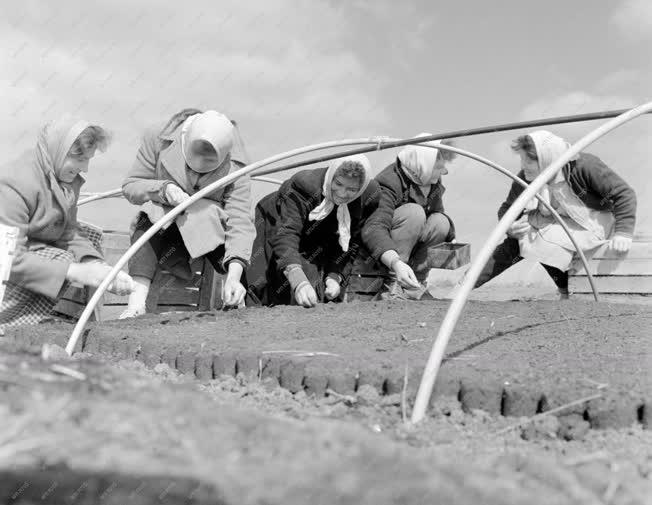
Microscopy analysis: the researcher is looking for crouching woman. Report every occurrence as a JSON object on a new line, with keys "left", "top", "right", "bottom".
{"left": 248, "top": 155, "right": 380, "bottom": 307}
{"left": 475, "top": 130, "right": 637, "bottom": 297}
{"left": 120, "top": 109, "right": 255, "bottom": 317}
{"left": 0, "top": 116, "right": 133, "bottom": 328}
{"left": 361, "top": 136, "right": 457, "bottom": 298}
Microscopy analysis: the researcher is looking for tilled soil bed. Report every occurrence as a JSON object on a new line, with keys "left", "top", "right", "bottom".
{"left": 6, "top": 299, "right": 652, "bottom": 429}
{"left": 2, "top": 298, "right": 651, "bottom": 503}
{"left": 0, "top": 348, "right": 651, "bottom": 505}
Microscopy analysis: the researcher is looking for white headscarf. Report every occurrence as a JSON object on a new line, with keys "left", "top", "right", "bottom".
{"left": 35, "top": 114, "right": 90, "bottom": 207}
{"left": 308, "top": 154, "right": 372, "bottom": 252}
{"left": 397, "top": 133, "right": 443, "bottom": 186}
{"left": 525, "top": 130, "right": 579, "bottom": 216}
{"left": 181, "top": 110, "right": 234, "bottom": 173}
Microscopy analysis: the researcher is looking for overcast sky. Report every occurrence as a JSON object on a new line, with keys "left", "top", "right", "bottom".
{"left": 1, "top": 0, "right": 650, "bottom": 262}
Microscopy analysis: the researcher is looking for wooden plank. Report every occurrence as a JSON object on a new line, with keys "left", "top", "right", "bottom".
{"left": 101, "top": 232, "right": 131, "bottom": 250}
{"left": 52, "top": 298, "right": 85, "bottom": 319}
{"left": 572, "top": 258, "right": 652, "bottom": 276}
{"left": 347, "top": 274, "right": 388, "bottom": 294}
{"left": 570, "top": 275, "right": 652, "bottom": 294}
{"left": 590, "top": 241, "right": 652, "bottom": 260}
{"left": 198, "top": 259, "right": 219, "bottom": 311}
{"left": 351, "top": 254, "right": 386, "bottom": 276}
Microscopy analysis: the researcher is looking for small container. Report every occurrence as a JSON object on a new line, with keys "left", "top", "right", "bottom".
{"left": 427, "top": 242, "right": 471, "bottom": 270}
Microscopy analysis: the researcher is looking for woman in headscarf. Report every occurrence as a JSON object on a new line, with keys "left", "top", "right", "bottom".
{"left": 0, "top": 115, "right": 134, "bottom": 328}
{"left": 475, "top": 130, "right": 637, "bottom": 297}
{"left": 247, "top": 155, "right": 380, "bottom": 307}
{"left": 120, "top": 109, "right": 255, "bottom": 317}
{"left": 361, "top": 135, "right": 457, "bottom": 299}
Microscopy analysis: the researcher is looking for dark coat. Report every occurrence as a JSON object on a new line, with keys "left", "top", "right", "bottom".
{"left": 361, "top": 161, "right": 455, "bottom": 260}
{"left": 247, "top": 167, "right": 380, "bottom": 305}
{"left": 499, "top": 153, "right": 637, "bottom": 237}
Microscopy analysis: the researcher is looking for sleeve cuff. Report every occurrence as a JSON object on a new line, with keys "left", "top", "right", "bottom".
{"left": 225, "top": 258, "right": 247, "bottom": 272}
{"left": 158, "top": 181, "right": 174, "bottom": 204}
{"left": 325, "top": 272, "right": 343, "bottom": 284}
{"left": 283, "top": 264, "right": 309, "bottom": 292}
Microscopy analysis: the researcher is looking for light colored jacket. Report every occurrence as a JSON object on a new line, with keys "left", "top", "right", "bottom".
{"left": 122, "top": 123, "right": 254, "bottom": 268}
{"left": 0, "top": 154, "right": 103, "bottom": 299}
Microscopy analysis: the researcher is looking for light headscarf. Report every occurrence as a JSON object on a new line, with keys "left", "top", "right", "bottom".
{"left": 181, "top": 110, "right": 234, "bottom": 173}
{"left": 397, "top": 133, "right": 443, "bottom": 186}
{"left": 308, "top": 154, "right": 372, "bottom": 252}
{"left": 524, "top": 130, "right": 579, "bottom": 216}
{"left": 35, "top": 114, "right": 90, "bottom": 207}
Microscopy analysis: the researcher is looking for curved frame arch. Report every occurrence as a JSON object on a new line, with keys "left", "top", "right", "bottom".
{"left": 65, "top": 135, "right": 602, "bottom": 354}
{"left": 410, "top": 102, "right": 652, "bottom": 423}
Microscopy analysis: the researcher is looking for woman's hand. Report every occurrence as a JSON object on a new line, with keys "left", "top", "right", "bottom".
{"left": 295, "top": 283, "right": 318, "bottom": 308}
{"left": 324, "top": 277, "right": 341, "bottom": 300}
{"left": 108, "top": 271, "right": 135, "bottom": 295}
{"left": 66, "top": 262, "right": 134, "bottom": 294}
{"left": 392, "top": 260, "right": 421, "bottom": 289}
{"left": 610, "top": 234, "right": 632, "bottom": 253}
{"left": 506, "top": 216, "right": 532, "bottom": 239}
{"left": 222, "top": 262, "right": 246, "bottom": 307}
{"left": 165, "top": 184, "right": 190, "bottom": 206}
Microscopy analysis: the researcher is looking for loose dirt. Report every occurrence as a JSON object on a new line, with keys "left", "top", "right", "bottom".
{"left": 1, "top": 298, "right": 651, "bottom": 504}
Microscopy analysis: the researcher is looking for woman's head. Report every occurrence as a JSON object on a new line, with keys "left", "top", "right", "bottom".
{"left": 36, "top": 116, "right": 110, "bottom": 183}
{"left": 59, "top": 125, "right": 111, "bottom": 183}
{"left": 511, "top": 134, "right": 540, "bottom": 182}
{"left": 398, "top": 136, "right": 457, "bottom": 186}
{"left": 331, "top": 161, "right": 365, "bottom": 204}
{"left": 511, "top": 131, "right": 575, "bottom": 183}
{"left": 182, "top": 111, "right": 234, "bottom": 173}
{"left": 327, "top": 155, "right": 372, "bottom": 205}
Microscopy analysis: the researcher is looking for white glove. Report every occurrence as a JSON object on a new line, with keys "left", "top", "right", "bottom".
{"left": 610, "top": 234, "right": 632, "bottom": 253}
{"left": 165, "top": 184, "right": 190, "bottom": 206}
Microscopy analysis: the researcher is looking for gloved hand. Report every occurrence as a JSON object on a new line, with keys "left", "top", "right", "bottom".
{"left": 295, "top": 283, "right": 318, "bottom": 308}
{"left": 324, "top": 277, "right": 341, "bottom": 300}
{"left": 107, "top": 270, "right": 135, "bottom": 295}
{"left": 66, "top": 262, "right": 133, "bottom": 295}
{"left": 610, "top": 234, "right": 632, "bottom": 253}
{"left": 392, "top": 259, "right": 421, "bottom": 289}
{"left": 165, "top": 184, "right": 191, "bottom": 206}
{"left": 506, "top": 216, "right": 532, "bottom": 239}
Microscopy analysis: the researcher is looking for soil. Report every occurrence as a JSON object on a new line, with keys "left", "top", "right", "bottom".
{"left": 1, "top": 298, "right": 651, "bottom": 504}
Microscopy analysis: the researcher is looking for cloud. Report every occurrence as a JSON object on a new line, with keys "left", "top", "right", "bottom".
{"left": 611, "top": 0, "right": 652, "bottom": 40}
{"left": 0, "top": 0, "right": 392, "bottom": 228}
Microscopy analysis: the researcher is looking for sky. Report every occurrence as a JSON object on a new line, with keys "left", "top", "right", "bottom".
{"left": 1, "top": 0, "right": 650, "bottom": 283}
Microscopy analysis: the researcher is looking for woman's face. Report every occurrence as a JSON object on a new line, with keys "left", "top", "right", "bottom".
{"left": 331, "top": 174, "right": 361, "bottom": 204}
{"left": 59, "top": 149, "right": 95, "bottom": 183}
{"left": 429, "top": 158, "right": 449, "bottom": 184}
{"left": 187, "top": 141, "right": 221, "bottom": 173}
{"left": 519, "top": 151, "right": 540, "bottom": 182}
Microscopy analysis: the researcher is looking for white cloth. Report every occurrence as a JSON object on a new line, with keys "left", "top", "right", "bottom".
{"left": 520, "top": 179, "right": 614, "bottom": 270}
{"left": 140, "top": 199, "right": 227, "bottom": 259}
{"left": 397, "top": 133, "right": 442, "bottom": 187}
{"left": 181, "top": 111, "right": 234, "bottom": 173}
{"left": 523, "top": 130, "right": 578, "bottom": 215}
{"left": 36, "top": 115, "right": 90, "bottom": 208}
{"left": 308, "top": 154, "right": 372, "bottom": 252}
